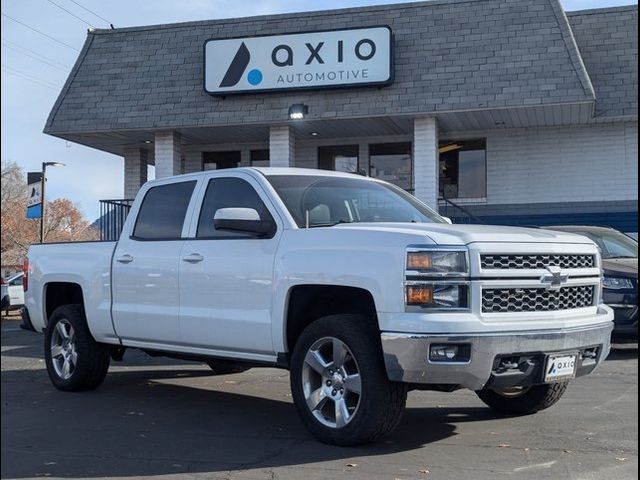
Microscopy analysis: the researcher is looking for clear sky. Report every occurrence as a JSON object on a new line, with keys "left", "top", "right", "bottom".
{"left": 1, "top": 0, "right": 637, "bottom": 220}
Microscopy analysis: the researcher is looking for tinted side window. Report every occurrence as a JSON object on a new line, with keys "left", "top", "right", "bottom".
{"left": 133, "top": 181, "right": 196, "bottom": 240}
{"left": 197, "top": 177, "right": 274, "bottom": 238}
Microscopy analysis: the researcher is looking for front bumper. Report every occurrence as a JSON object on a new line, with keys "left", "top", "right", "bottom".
{"left": 381, "top": 315, "right": 613, "bottom": 391}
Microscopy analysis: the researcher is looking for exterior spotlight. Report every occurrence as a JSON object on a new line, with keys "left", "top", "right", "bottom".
{"left": 288, "top": 104, "right": 308, "bottom": 120}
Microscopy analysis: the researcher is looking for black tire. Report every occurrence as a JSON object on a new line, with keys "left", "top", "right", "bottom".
{"left": 44, "top": 304, "right": 111, "bottom": 392}
{"left": 476, "top": 382, "right": 569, "bottom": 415}
{"left": 206, "top": 359, "right": 250, "bottom": 375}
{"left": 290, "top": 314, "right": 407, "bottom": 446}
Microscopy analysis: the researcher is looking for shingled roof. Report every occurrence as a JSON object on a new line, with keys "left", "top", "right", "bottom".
{"left": 568, "top": 5, "right": 638, "bottom": 119}
{"left": 44, "top": 0, "right": 601, "bottom": 137}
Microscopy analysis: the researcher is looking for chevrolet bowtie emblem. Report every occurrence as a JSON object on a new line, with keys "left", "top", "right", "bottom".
{"left": 540, "top": 266, "right": 569, "bottom": 290}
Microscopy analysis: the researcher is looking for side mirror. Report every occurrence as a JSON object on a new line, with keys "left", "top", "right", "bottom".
{"left": 442, "top": 216, "right": 453, "bottom": 224}
{"left": 213, "top": 208, "right": 275, "bottom": 237}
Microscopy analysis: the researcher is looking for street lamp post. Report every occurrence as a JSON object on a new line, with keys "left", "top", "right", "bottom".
{"left": 40, "top": 162, "right": 65, "bottom": 243}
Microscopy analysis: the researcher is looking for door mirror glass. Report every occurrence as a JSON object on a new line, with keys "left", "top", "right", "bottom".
{"left": 213, "top": 208, "right": 275, "bottom": 236}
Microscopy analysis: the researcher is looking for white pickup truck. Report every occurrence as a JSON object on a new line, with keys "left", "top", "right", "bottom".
{"left": 24, "top": 168, "right": 613, "bottom": 445}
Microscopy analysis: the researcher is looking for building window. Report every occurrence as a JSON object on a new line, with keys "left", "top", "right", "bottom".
{"left": 202, "top": 151, "right": 240, "bottom": 170}
{"left": 439, "top": 139, "right": 486, "bottom": 199}
{"left": 369, "top": 142, "right": 412, "bottom": 191}
{"left": 318, "top": 145, "right": 359, "bottom": 173}
{"left": 250, "top": 149, "right": 270, "bottom": 167}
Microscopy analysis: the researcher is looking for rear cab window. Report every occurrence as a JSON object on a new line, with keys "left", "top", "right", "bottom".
{"left": 132, "top": 181, "right": 197, "bottom": 240}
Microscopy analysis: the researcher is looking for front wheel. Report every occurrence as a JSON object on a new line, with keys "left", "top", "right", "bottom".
{"left": 290, "top": 314, "right": 407, "bottom": 446}
{"left": 476, "top": 382, "right": 569, "bottom": 415}
{"left": 44, "top": 304, "right": 111, "bottom": 392}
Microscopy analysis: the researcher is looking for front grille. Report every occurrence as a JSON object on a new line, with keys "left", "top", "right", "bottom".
{"left": 481, "top": 254, "right": 595, "bottom": 270}
{"left": 482, "top": 285, "right": 595, "bottom": 313}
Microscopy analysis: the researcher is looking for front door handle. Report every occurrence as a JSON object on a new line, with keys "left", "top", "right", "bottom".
{"left": 116, "top": 254, "right": 134, "bottom": 264}
{"left": 182, "top": 253, "right": 204, "bottom": 263}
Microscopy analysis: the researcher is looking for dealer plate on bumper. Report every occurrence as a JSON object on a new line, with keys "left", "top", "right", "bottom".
{"left": 544, "top": 353, "right": 578, "bottom": 382}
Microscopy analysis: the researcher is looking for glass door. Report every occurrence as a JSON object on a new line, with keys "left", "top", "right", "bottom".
{"left": 318, "top": 145, "right": 359, "bottom": 173}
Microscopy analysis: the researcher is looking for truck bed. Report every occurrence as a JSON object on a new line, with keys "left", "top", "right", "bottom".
{"left": 25, "top": 241, "right": 118, "bottom": 342}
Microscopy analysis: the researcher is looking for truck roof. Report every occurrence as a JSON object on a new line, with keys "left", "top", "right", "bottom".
{"left": 144, "top": 167, "right": 368, "bottom": 186}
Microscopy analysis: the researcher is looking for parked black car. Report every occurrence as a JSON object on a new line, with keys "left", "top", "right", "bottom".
{"left": 545, "top": 226, "right": 638, "bottom": 339}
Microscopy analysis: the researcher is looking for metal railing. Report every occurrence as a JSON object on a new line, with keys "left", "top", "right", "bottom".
{"left": 438, "top": 197, "right": 485, "bottom": 224}
{"left": 98, "top": 199, "right": 134, "bottom": 241}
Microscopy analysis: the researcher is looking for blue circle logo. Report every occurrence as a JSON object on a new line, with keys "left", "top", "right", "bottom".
{"left": 247, "top": 69, "right": 263, "bottom": 86}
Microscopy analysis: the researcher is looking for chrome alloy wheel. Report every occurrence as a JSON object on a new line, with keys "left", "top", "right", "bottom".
{"left": 302, "top": 336, "right": 362, "bottom": 429}
{"left": 50, "top": 319, "right": 77, "bottom": 380}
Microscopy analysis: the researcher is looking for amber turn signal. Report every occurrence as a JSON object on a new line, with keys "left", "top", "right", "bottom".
{"left": 407, "top": 252, "right": 433, "bottom": 270}
{"left": 406, "top": 285, "right": 433, "bottom": 305}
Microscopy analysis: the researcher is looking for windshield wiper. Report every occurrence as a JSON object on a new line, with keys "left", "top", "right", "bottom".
{"left": 308, "top": 220, "right": 353, "bottom": 228}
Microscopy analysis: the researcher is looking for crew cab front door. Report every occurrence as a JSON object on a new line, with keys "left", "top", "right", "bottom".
{"left": 178, "top": 173, "right": 280, "bottom": 356}
{"left": 112, "top": 179, "right": 198, "bottom": 345}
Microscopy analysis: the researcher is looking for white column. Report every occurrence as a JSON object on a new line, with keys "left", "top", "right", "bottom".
{"left": 123, "top": 148, "right": 148, "bottom": 199}
{"left": 269, "top": 126, "right": 295, "bottom": 167}
{"left": 240, "top": 149, "right": 251, "bottom": 167}
{"left": 154, "top": 131, "right": 182, "bottom": 178}
{"left": 413, "top": 117, "right": 439, "bottom": 210}
{"left": 358, "top": 142, "right": 370, "bottom": 176}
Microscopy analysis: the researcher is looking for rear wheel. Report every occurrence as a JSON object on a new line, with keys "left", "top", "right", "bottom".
{"left": 290, "top": 314, "right": 407, "bottom": 446}
{"left": 206, "top": 359, "right": 250, "bottom": 375}
{"left": 44, "top": 304, "right": 111, "bottom": 391}
{"left": 476, "top": 383, "right": 569, "bottom": 415}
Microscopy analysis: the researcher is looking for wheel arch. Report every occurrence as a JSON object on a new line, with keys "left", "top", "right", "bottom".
{"left": 283, "top": 284, "right": 378, "bottom": 354}
{"left": 44, "top": 282, "right": 85, "bottom": 323}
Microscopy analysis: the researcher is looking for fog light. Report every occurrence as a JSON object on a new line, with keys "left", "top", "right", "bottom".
{"left": 430, "top": 345, "right": 458, "bottom": 360}
{"left": 429, "top": 344, "right": 471, "bottom": 363}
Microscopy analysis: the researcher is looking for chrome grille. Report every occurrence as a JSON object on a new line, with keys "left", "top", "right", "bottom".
{"left": 480, "top": 254, "right": 595, "bottom": 270}
{"left": 482, "top": 285, "right": 595, "bottom": 313}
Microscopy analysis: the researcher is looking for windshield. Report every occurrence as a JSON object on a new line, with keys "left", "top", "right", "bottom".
{"left": 267, "top": 175, "right": 445, "bottom": 228}
{"left": 572, "top": 229, "right": 638, "bottom": 259}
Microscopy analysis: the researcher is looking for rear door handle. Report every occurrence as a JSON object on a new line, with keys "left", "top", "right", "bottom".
{"left": 116, "top": 254, "right": 134, "bottom": 264}
{"left": 182, "top": 253, "right": 204, "bottom": 263}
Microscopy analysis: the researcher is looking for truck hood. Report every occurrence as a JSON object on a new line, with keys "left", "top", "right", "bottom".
{"left": 602, "top": 257, "right": 638, "bottom": 277}
{"left": 333, "top": 223, "right": 594, "bottom": 245}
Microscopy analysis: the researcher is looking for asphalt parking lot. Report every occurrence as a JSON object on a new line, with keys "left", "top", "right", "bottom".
{"left": 1, "top": 318, "right": 637, "bottom": 480}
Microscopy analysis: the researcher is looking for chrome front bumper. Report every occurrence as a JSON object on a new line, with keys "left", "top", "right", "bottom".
{"left": 381, "top": 317, "right": 613, "bottom": 391}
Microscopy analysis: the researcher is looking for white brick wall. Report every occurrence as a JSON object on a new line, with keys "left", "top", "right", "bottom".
{"left": 154, "top": 132, "right": 182, "bottom": 178}
{"left": 269, "top": 126, "right": 294, "bottom": 167}
{"left": 123, "top": 148, "right": 148, "bottom": 198}
{"left": 483, "top": 121, "right": 638, "bottom": 204}
{"left": 413, "top": 117, "right": 439, "bottom": 209}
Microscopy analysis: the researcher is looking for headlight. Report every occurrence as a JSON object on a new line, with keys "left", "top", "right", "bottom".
{"left": 406, "top": 250, "right": 468, "bottom": 275}
{"left": 406, "top": 283, "right": 469, "bottom": 310}
{"left": 602, "top": 276, "right": 634, "bottom": 290}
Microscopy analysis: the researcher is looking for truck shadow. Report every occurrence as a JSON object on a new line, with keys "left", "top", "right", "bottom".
{"left": 0, "top": 366, "right": 504, "bottom": 479}
{"left": 607, "top": 344, "right": 638, "bottom": 361}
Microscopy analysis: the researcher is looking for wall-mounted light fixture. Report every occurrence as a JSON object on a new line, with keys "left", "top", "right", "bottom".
{"left": 288, "top": 104, "right": 308, "bottom": 120}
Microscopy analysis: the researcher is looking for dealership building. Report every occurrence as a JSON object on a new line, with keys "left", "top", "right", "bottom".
{"left": 44, "top": 0, "right": 638, "bottom": 234}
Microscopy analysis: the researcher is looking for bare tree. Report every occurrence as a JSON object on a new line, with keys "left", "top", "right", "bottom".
{"left": 1, "top": 161, "right": 26, "bottom": 204}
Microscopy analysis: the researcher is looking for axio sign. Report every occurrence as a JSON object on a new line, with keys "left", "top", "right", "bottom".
{"left": 204, "top": 26, "right": 393, "bottom": 95}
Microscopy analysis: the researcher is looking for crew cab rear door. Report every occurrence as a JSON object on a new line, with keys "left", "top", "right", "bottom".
{"left": 178, "top": 172, "right": 281, "bottom": 356}
{"left": 112, "top": 178, "right": 199, "bottom": 345}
